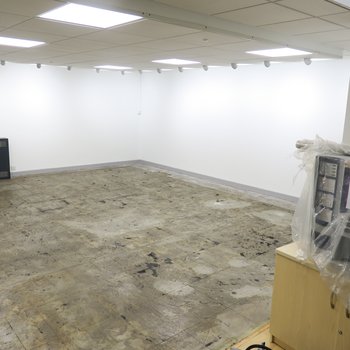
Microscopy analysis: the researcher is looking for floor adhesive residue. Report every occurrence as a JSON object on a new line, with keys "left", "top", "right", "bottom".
{"left": 0, "top": 166, "right": 293, "bottom": 349}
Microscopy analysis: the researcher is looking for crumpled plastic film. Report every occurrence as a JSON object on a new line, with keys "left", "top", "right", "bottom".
{"left": 292, "top": 135, "right": 350, "bottom": 307}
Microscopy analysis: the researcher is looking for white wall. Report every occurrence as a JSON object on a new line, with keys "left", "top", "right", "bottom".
{"left": 2, "top": 60, "right": 349, "bottom": 198}
{"left": 139, "top": 60, "right": 350, "bottom": 197}
{"left": 0, "top": 63, "right": 140, "bottom": 172}
{"left": 343, "top": 78, "right": 350, "bottom": 146}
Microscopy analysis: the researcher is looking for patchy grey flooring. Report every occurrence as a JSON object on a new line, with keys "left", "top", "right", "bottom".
{"left": 0, "top": 166, "right": 293, "bottom": 350}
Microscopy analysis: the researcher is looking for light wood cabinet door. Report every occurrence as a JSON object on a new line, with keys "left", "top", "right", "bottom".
{"left": 335, "top": 303, "right": 350, "bottom": 350}
{"left": 270, "top": 244, "right": 339, "bottom": 350}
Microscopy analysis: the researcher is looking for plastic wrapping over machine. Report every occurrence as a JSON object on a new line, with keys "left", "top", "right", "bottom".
{"left": 292, "top": 136, "right": 350, "bottom": 308}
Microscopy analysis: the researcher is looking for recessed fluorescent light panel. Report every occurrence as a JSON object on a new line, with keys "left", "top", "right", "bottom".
{"left": 39, "top": 4, "right": 142, "bottom": 28}
{"left": 152, "top": 59, "right": 200, "bottom": 65}
{"left": 247, "top": 48, "right": 312, "bottom": 57}
{"left": 326, "top": 0, "right": 350, "bottom": 10}
{"left": 95, "top": 65, "right": 132, "bottom": 70}
{"left": 0, "top": 36, "right": 44, "bottom": 48}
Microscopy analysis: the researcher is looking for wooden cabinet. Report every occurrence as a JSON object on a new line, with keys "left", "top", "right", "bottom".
{"left": 270, "top": 243, "right": 350, "bottom": 350}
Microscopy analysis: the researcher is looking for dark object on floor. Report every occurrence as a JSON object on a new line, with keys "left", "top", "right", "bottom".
{"left": 245, "top": 344, "right": 272, "bottom": 350}
{"left": 0, "top": 138, "right": 10, "bottom": 179}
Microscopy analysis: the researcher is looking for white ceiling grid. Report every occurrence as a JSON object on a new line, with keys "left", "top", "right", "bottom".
{"left": 0, "top": 0, "right": 349, "bottom": 69}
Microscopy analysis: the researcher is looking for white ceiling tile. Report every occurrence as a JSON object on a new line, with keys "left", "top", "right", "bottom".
{"left": 34, "top": 53, "right": 100, "bottom": 65}
{"left": 213, "top": 40, "right": 282, "bottom": 52}
{"left": 0, "top": 46, "right": 19, "bottom": 54}
{"left": 0, "top": 0, "right": 62, "bottom": 17}
{"left": 261, "top": 18, "right": 343, "bottom": 35}
{"left": 162, "top": 46, "right": 230, "bottom": 58}
{"left": 322, "top": 12, "right": 350, "bottom": 28}
{"left": 83, "top": 46, "right": 157, "bottom": 59}
{"left": 296, "top": 29, "right": 350, "bottom": 43}
{"left": 12, "top": 18, "right": 99, "bottom": 37}
{"left": 0, "top": 29, "right": 67, "bottom": 43}
{"left": 0, "top": 12, "right": 29, "bottom": 27}
{"left": 52, "top": 38, "right": 115, "bottom": 51}
{"left": 215, "top": 3, "right": 310, "bottom": 26}
{"left": 277, "top": 0, "right": 347, "bottom": 16}
{"left": 173, "top": 31, "right": 248, "bottom": 46}
{"left": 154, "top": 0, "right": 268, "bottom": 15}
{"left": 79, "top": 30, "right": 152, "bottom": 45}
{"left": 0, "top": 0, "right": 345, "bottom": 69}
{"left": 114, "top": 19, "right": 199, "bottom": 38}
{"left": 327, "top": 40, "right": 350, "bottom": 50}
{"left": 0, "top": 57, "right": 36, "bottom": 64}
{"left": 136, "top": 38, "right": 202, "bottom": 50}
{"left": 3, "top": 46, "right": 73, "bottom": 60}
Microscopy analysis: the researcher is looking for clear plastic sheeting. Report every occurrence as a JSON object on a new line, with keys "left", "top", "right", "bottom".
{"left": 292, "top": 135, "right": 350, "bottom": 308}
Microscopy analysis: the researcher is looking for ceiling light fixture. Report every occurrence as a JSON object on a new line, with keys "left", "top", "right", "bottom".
{"left": 157, "top": 68, "right": 162, "bottom": 74}
{"left": 178, "top": 67, "right": 183, "bottom": 73}
{"left": 231, "top": 63, "right": 238, "bottom": 70}
{"left": 0, "top": 36, "right": 44, "bottom": 48}
{"left": 67, "top": 65, "right": 72, "bottom": 71}
{"left": 39, "top": 3, "right": 142, "bottom": 28}
{"left": 1, "top": 60, "right": 5, "bottom": 66}
{"left": 202, "top": 65, "right": 208, "bottom": 71}
{"left": 95, "top": 65, "right": 132, "bottom": 70}
{"left": 36, "top": 63, "right": 42, "bottom": 69}
{"left": 326, "top": 0, "right": 350, "bottom": 10}
{"left": 96, "top": 68, "right": 100, "bottom": 73}
{"left": 247, "top": 47, "right": 312, "bottom": 57}
{"left": 304, "top": 57, "right": 312, "bottom": 65}
{"left": 152, "top": 59, "right": 200, "bottom": 65}
{"left": 264, "top": 60, "right": 270, "bottom": 68}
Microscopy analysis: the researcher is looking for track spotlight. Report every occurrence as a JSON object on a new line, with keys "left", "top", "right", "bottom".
{"left": 96, "top": 68, "right": 100, "bottom": 73}
{"left": 264, "top": 60, "right": 270, "bottom": 68}
{"left": 0, "top": 60, "right": 5, "bottom": 66}
{"left": 121, "top": 70, "right": 125, "bottom": 75}
{"left": 178, "top": 66, "right": 183, "bottom": 73}
{"left": 202, "top": 65, "right": 208, "bottom": 71}
{"left": 67, "top": 65, "right": 71, "bottom": 71}
{"left": 304, "top": 57, "right": 312, "bottom": 66}
{"left": 36, "top": 63, "right": 41, "bottom": 69}
{"left": 231, "top": 63, "right": 237, "bottom": 70}
{"left": 157, "top": 68, "right": 162, "bottom": 74}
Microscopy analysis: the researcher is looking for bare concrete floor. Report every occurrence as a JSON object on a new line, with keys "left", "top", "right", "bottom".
{"left": 0, "top": 166, "right": 293, "bottom": 350}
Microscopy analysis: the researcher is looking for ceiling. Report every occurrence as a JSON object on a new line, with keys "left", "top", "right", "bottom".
{"left": 1, "top": 0, "right": 350, "bottom": 70}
